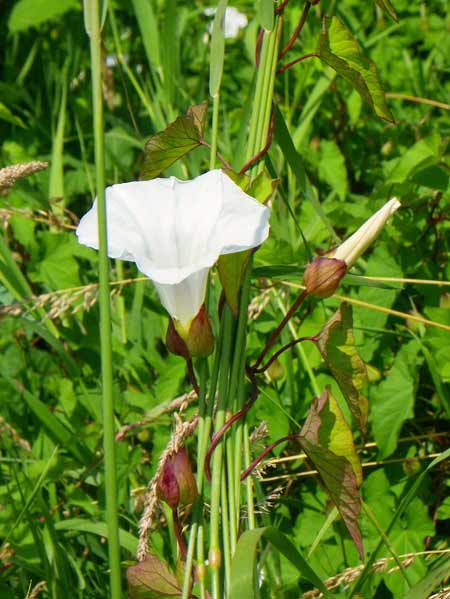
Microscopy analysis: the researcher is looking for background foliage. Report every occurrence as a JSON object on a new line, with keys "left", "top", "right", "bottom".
{"left": 0, "top": 0, "right": 449, "bottom": 597}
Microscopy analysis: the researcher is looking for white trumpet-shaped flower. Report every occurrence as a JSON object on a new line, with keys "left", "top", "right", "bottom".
{"left": 76, "top": 169, "right": 270, "bottom": 327}
{"left": 331, "top": 198, "right": 401, "bottom": 268}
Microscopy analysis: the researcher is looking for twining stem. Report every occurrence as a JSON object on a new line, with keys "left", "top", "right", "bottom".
{"left": 253, "top": 335, "right": 317, "bottom": 374}
{"left": 276, "top": 52, "right": 319, "bottom": 75}
{"left": 85, "top": 2, "right": 122, "bottom": 597}
{"left": 240, "top": 434, "right": 297, "bottom": 480}
{"left": 278, "top": 1, "right": 311, "bottom": 59}
{"left": 252, "top": 289, "right": 308, "bottom": 370}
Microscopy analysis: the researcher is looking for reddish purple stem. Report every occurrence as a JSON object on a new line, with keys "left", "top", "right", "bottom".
{"left": 240, "top": 434, "right": 299, "bottom": 480}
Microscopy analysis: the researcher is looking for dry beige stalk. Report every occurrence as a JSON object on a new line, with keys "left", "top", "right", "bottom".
{"left": 248, "top": 287, "right": 272, "bottom": 320}
{"left": 137, "top": 414, "right": 198, "bottom": 561}
{"left": 0, "top": 162, "right": 48, "bottom": 193}
{"left": 116, "top": 390, "right": 197, "bottom": 441}
{"left": 0, "top": 416, "right": 31, "bottom": 451}
{"left": 0, "top": 206, "right": 76, "bottom": 230}
{"left": 25, "top": 581, "right": 47, "bottom": 599}
{"left": 302, "top": 551, "right": 450, "bottom": 598}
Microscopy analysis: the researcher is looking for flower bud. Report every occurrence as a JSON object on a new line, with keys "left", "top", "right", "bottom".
{"left": 166, "top": 304, "right": 215, "bottom": 358}
{"left": 156, "top": 447, "right": 198, "bottom": 510}
{"left": 331, "top": 198, "right": 401, "bottom": 268}
{"left": 303, "top": 257, "right": 347, "bottom": 298}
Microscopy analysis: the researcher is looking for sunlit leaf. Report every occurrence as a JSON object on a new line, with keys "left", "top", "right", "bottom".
{"left": 229, "top": 526, "right": 333, "bottom": 599}
{"left": 371, "top": 341, "right": 421, "bottom": 458}
{"left": 318, "top": 17, "right": 394, "bottom": 122}
{"left": 299, "top": 388, "right": 364, "bottom": 560}
{"left": 141, "top": 102, "right": 208, "bottom": 180}
{"left": 127, "top": 554, "right": 181, "bottom": 599}
{"left": 316, "top": 303, "right": 369, "bottom": 433}
{"left": 9, "top": 0, "right": 80, "bottom": 33}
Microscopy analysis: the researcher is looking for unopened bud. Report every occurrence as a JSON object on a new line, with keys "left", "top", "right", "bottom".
{"left": 303, "top": 257, "right": 346, "bottom": 298}
{"left": 156, "top": 447, "right": 198, "bottom": 510}
{"left": 166, "top": 304, "right": 215, "bottom": 358}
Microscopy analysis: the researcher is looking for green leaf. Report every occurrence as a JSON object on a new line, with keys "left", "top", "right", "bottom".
{"left": 127, "top": 553, "right": 181, "bottom": 599}
{"left": 229, "top": 526, "right": 333, "bottom": 599}
{"left": 371, "top": 341, "right": 421, "bottom": 458}
{"left": 274, "top": 106, "right": 339, "bottom": 242}
{"left": 3, "top": 376, "right": 91, "bottom": 464}
{"left": 9, "top": 0, "right": 80, "bottom": 33}
{"left": 209, "top": 0, "right": 228, "bottom": 97}
{"left": 55, "top": 519, "right": 138, "bottom": 555}
{"left": 318, "top": 17, "right": 394, "bottom": 122}
{"left": 375, "top": 0, "right": 399, "bottom": 22}
{"left": 316, "top": 303, "right": 369, "bottom": 433}
{"left": 299, "top": 388, "right": 363, "bottom": 559}
{"left": 0, "top": 102, "right": 26, "bottom": 128}
{"left": 318, "top": 140, "right": 348, "bottom": 200}
{"left": 353, "top": 448, "right": 450, "bottom": 595}
{"left": 258, "top": 0, "right": 274, "bottom": 31}
{"left": 141, "top": 102, "right": 208, "bottom": 180}
{"left": 384, "top": 134, "right": 442, "bottom": 185}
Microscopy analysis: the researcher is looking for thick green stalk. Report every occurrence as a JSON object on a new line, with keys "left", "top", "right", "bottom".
{"left": 84, "top": 3, "right": 122, "bottom": 597}
{"left": 209, "top": 308, "right": 234, "bottom": 599}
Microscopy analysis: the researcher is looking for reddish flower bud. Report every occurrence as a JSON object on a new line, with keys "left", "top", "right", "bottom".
{"left": 303, "top": 257, "right": 347, "bottom": 298}
{"left": 166, "top": 304, "right": 215, "bottom": 358}
{"left": 157, "top": 447, "right": 198, "bottom": 510}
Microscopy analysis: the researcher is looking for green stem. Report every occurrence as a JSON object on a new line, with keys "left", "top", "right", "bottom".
{"left": 85, "top": 2, "right": 122, "bottom": 597}
{"left": 209, "top": 95, "right": 220, "bottom": 170}
{"left": 209, "top": 308, "right": 234, "bottom": 599}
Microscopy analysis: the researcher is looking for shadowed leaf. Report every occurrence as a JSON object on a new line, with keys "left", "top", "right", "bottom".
{"left": 316, "top": 303, "right": 369, "bottom": 433}
{"left": 299, "top": 388, "right": 364, "bottom": 560}
{"left": 127, "top": 554, "right": 181, "bottom": 599}
{"left": 318, "top": 17, "right": 394, "bottom": 122}
{"left": 375, "top": 0, "right": 399, "bottom": 22}
{"left": 141, "top": 102, "right": 208, "bottom": 180}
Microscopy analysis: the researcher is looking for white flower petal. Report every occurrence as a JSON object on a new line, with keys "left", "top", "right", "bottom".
{"left": 76, "top": 169, "right": 270, "bottom": 324}
{"left": 331, "top": 198, "right": 401, "bottom": 268}
{"left": 154, "top": 269, "right": 209, "bottom": 327}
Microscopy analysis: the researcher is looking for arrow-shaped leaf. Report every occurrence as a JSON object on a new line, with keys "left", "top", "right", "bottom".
{"left": 318, "top": 17, "right": 394, "bottom": 122}
{"left": 141, "top": 101, "right": 208, "bottom": 180}
{"left": 127, "top": 554, "right": 182, "bottom": 599}
{"left": 315, "top": 303, "right": 369, "bottom": 433}
{"left": 299, "top": 388, "right": 364, "bottom": 560}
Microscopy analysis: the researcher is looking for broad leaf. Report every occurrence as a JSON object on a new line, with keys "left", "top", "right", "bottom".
{"left": 316, "top": 303, "right": 369, "bottom": 433}
{"left": 371, "top": 340, "right": 421, "bottom": 458}
{"left": 318, "top": 17, "right": 394, "bottom": 122}
{"left": 8, "top": 0, "right": 80, "bottom": 33}
{"left": 375, "top": 0, "right": 399, "bottom": 22}
{"left": 258, "top": 0, "right": 274, "bottom": 31}
{"left": 141, "top": 102, "right": 208, "bottom": 180}
{"left": 127, "top": 554, "right": 181, "bottom": 599}
{"left": 299, "top": 388, "right": 364, "bottom": 559}
{"left": 229, "top": 526, "right": 333, "bottom": 599}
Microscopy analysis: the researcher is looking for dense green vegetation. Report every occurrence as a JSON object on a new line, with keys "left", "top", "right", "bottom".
{"left": 0, "top": 1, "right": 449, "bottom": 598}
